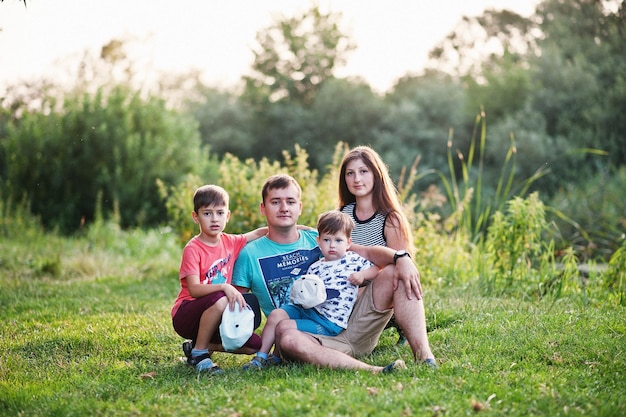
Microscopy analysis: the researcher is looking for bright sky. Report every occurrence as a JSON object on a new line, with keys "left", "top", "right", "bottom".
{"left": 0, "top": 0, "right": 538, "bottom": 93}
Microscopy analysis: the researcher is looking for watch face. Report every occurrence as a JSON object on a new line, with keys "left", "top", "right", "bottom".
{"left": 394, "top": 250, "right": 409, "bottom": 263}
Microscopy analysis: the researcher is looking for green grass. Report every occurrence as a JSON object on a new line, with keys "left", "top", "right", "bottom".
{"left": 1, "top": 225, "right": 624, "bottom": 417}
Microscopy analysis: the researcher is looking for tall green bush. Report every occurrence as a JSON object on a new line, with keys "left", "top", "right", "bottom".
{"left": 481, "top": 192, "right": 551, "bottom": 296}
{"left": 548, "top": 166, "right": 626, "bottom": 261}
{"left": 2, "top": 86, "right": 211, "bottom": 233}
{"left": 478, "top": 192, "right": 584, "bottom": 299}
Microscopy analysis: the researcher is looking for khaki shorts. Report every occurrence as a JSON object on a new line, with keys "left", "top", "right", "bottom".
{"left": 314, "top": 283, "right": 393, "bottom": 357}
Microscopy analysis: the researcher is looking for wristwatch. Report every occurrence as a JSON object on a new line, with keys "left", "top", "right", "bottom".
{"left": 393, "top": 250, "right": 411, "bottom": 264}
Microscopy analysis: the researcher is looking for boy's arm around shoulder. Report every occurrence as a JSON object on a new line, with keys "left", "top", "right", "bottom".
{"left": 243, "top": 227, "right": 268, "bottom": 242}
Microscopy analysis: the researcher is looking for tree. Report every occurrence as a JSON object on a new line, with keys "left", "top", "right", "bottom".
{"left": 382, "top": 71, "right": 470, "bottom": 177}
{"left": 533, "top": 0, "right": 626, "bottom": 167}
{"left": 427, "top": 8, "right": 538, "bottom": 79}
{"left": 182, "top": 82, "right": 256, "bottom": 159}
{"left": 242, "top": 5, "right": 355, "bottom": 106}
{"left": 300, "top": 78, "right": 385, "bottom": 170}
{"left": 426, "top": 0, "right": 626, "bottom": 179}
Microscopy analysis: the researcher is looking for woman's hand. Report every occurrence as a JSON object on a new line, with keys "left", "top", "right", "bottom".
{"left": 393, "top": 256, "right": 423, "bottom": 300}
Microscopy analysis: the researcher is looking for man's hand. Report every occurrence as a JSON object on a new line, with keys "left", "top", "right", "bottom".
{"left": 393, "top": 256, "right": 423, "bottom": 300}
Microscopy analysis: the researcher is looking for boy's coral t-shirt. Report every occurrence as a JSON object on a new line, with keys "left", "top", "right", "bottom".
{"left": 171, "top": 234, "right": 247, "bottom": 317}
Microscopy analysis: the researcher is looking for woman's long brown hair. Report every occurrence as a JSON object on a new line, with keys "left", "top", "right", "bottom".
{"left": 338, "top": 146, "right": 415, "bottom": 254}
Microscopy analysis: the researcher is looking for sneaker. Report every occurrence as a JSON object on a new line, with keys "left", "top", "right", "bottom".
{"left": 422, "top": 358, "right": 438, "bottom": 368}
{"left": 188, "top": 353, "right": 224, "bottom": 374}
{"left": 267, "top": 354, "right": 282, "bottom": 366}
{"left": 382, "top": 359, "right": 407, "bottom": 374}
{"left": 183, "top": 342, "right": 212, "bottom": 362}
{"left": 242, "top": 354, "right": 282, "bottom": 370}
{"left": 182, "top": 340, "right": 193, "bottom": 359}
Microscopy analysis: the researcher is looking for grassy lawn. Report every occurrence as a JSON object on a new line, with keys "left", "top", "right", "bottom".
{"left": 1, "top": 225, "right": 624, "bottom": 416}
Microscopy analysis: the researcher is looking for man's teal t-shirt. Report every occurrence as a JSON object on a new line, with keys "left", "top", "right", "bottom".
{"left": 232, "top": 230, "right": 321, "bottom": 317}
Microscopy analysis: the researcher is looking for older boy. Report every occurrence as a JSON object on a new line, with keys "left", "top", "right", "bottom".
{"left": 171, "top": 185, "right": 266, "bottom": 373}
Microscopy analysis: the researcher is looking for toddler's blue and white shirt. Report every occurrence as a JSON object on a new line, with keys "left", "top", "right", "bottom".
{"left": 307, "top": 251, "right": 373, "bottom": 329}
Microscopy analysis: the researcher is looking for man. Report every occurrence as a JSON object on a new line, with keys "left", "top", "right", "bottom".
{"left": 232, "top": 174, "right": 436, "bottom": 370}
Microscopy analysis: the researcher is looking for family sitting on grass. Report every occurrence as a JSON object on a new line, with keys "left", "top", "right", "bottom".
{"left": 170, "top": 146, "right": 437, "bottom": 375}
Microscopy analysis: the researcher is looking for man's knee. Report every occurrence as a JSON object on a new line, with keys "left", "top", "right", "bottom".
{"left": 275, "top": 327, "right": 299, "bottom": 355}
{"left": 274, "top": 319, "right": 287, "bottom": 334}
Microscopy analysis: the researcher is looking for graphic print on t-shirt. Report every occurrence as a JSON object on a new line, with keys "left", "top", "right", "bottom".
{"left": 202, "top": 255, "right": 232, "bottom": 285}
{"left": 258, "top": 247, "right": 321, "bottom": 309}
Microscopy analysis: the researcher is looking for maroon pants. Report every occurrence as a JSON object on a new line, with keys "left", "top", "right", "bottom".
{"left": 172, "top": 291, "right": 261, "bottom": 350}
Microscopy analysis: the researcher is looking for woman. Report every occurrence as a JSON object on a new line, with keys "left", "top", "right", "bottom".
{"left": 338, "top": 146, "right": 417, "bottom": 346}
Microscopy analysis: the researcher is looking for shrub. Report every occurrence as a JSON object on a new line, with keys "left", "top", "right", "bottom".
{"left": 604, "top": 241, "right": 626, "bottom": 306}
{"left": 548, "top": 166, "right": 626, "bottom": 261}
{"left": 2, "top": 86, "right": 211, "bottom": 233}
{"left": 160, "top": 145, "right": 339, "bottom": 242}
{"left": 481, "top": 192, "right": 551, "bottom": 296}
{"left": 412, "top": 212, "right": 475, "bottom": 287}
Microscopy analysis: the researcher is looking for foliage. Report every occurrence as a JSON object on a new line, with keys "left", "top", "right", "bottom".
{"left": 379, "top": 70, "right": 470, "bottom": 176}
{"left": 548, "top": 166, "right": 626, "bottom": 261}
{"left": 156, "top": 174, "right": 203, "bottom": 245}
{"left": 427, "top": 8, "right": 538, "bottom": 77}
{"left": 411, "top": 211, "right": 475, "bottom": 288}
{"left": 159, "top": 145, "right": 338, "bottom": 242}
{"left": 2, "top": 0, "right": 626, "bottom": 263}
{"left": 433, "top": 112, "right": 550, "bottom": 244}
{"left": 481, "top": 193, "right": 553, "bottom": 296}
{"left": 603, "top": 240, "right": 626, "bottom": 305}
{"left": 242, "top": 5, "right": 355, "bottom": 106}
{"left": 1, "top": 86, "right": 212, "bottom": 233}
{"left": 181, "top": 84, "right": 257, "bottom": 160}
{"left": 425, "top": 0, "right": 625, "bottom": 188}
{"left": 301, "top": 78, "right": 385, "bottom": 170}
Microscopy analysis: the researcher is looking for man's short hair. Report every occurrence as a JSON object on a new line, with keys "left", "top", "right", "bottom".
{"left": 193, "top": 185, "right": 229, "bottom": 213}
{"left": 261, "top": 174, "right": 302, "bottom": 203}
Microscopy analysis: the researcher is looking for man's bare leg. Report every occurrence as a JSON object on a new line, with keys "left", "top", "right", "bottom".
{"left": 275, "top": 326, "right": 390, "bottom": 373}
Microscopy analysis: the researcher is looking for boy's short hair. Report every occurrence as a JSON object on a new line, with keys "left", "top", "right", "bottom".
{"left": 317, "top": 211, "right": 355, "bottom": 237}
{"left": 261, "top": 174, "right": 302, "bottom": 203}
{"left": 193, "top": 185, "right": 229, "bottom": 213}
